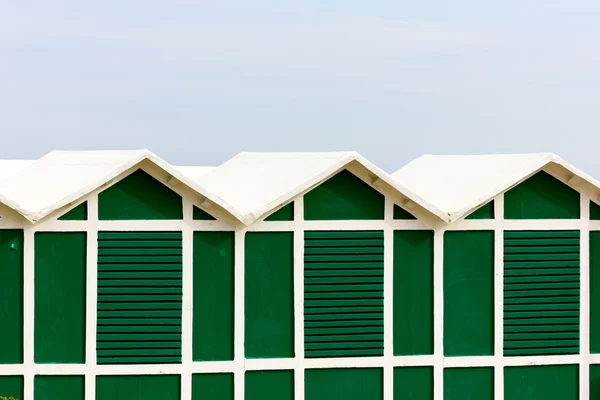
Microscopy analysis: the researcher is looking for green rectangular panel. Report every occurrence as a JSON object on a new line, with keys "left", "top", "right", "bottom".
{"left": 97, "top": 231, "right": 182, "bottom": 364}
{"left": 590, "top": 365, "right": 600, "bottom": 398}
{"left": 193, "top": 231, "right": 234, "bottom": 361}
{"left": 465, "top": 201, "right": 494, "bottom": 219}
{"left": 0, "top": 376, "right": 23, "bottom": 399}
{"left": 444, "top": 231, "right": 494, "bottom": 356}
{"left": 35, "top": 232, "right": 86, "bottom": 363}
{"left": 393, "top": 230, "right": 433, "bottom": 356}
{"left": 245, "top": 370, "right": 293, "bottom": 400}
{"left": 504, "top": 364, "right": 578, "bottom": 400}
{"left": 592, "top": 232, "right": 600, "bottom": 353}
{"left": 35, "top": 375, "right": 84, "bottom": 400}
{"left": 245, "top": 232, "right": 294, "bottom": 358}
{"left": 591, "top": 201, "right": 600, "bottom": 220}
{"left": 504, "top": 231, "right": 580, "bottom": 356}
{"left": 394, "top": 366, "right": 433, "bottom": 400}
{"left": 306, "top": 368, "right": 382, "bottom": 400}
{"left": 444, "top": 367, "right": 493, "bottom": 400}
{"left": 97, "top": 375, "right": 180, "bottom": 400}
{"left": 0, "top": 230, "right": 23, "bottom": 364}
{"left": 192, "top": 373, "right": 234, "bottom": 400}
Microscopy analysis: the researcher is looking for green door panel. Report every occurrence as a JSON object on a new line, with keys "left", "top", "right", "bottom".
{"left": 590, "top": 365, "right": 600, "bottom": 398}
{"left": 465, "top": 201, "right": 494, "bottom": 219}
{"left": 0, "top": 230, "right": 23, "bottom": 364}
{"left": 245, "top": 232, "right": 294, "bottom": 358}
{"left": 35, "top": 375, "right": 84, "bottom": 400}
{"left": 444, "top": 368, "right": 493, "bottom": 400}
{"left": 265, "top": 202, "right": 294, "bottom": 221}
{"left": 96, "top": 375, "right": 180, "bottom": 400}
{"left": 97, "top": 231, "right": 182, "bottom": 364}
{"left": 444, "top": 231, "right": 494, "bottom": 356}
{"left": 504, "top": 171, "right": 579, "bottom": 219}
{"left": 98, "top": 169, "right": 182, "bottom": 220}
{"left": 305, "top": 231, "right": 384, "bottom": 358}
{"left": 0, "top": 376, "right": 23, "bottom": 399}
{"left": 193, "top": 231, "right": 234, "bottom": 361}
{"left": 304, "top": 169, "right": 385, "bottom": 220}
{"left": 245, "top": 370, "right": 293, "bottom": 400}
{"left": 394, "top": 366, "right": 433, "bottom": 400}
{"left": 59, "top": 202, "right": 88, "bottom": 220}
{"left": 504, "top": 231, "right": 580, "bottom": 356}
{"left": 592, "top": 201, "right": 600, "bottom": 220}
{"left": 35, "top": 232, "right": 86, "bottom": 363}
{"left": 504, "top": 364, "right": 578, "bottom": 400}
{"left": 305, "top": 368, "right": 383, "bottom": 400}
{"left": 393, "top": 230, "right": 433, "bottom": 356}
{"left": 393, "top": 205, "right": 416, "bottom": 220}
{"left": 192, "top": 373, "right": 234, "bottom": 400}
{"left": 591, "top": 232, "right": 600, "bottom": 353}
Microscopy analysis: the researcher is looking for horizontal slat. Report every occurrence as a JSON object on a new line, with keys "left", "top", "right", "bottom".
{"left": 504, "top": 347, "right": 578, "bottom": 356}
{"left": 504, "top": 254, "right": 580, "bottom": 262}
{"left": 305, "top": 239, "right": 384, "bottom": 247}
{"left": 97, "top": 318, "right": 181, "bottom": 326}
{"left": 305, "top": 276, "right": 383, "bottom": 285}
{"left": 304, "top": 284, "right": 384, "bottom": 293}
{"left": 305, "top": 313, "right": 383, "bottom": 322}
{"left": 305, "top": 319, "right": 383, "bottom": 328}
{"left": 97, "top": 310, "right": 182, "bottom": 318}
{"left": 305, "top": 231, "right": 383, "bottom": 239}
{"left": 305, "top": 341, "right": 383, "bottom": 350}
{"left": 98, "top": 279, "right": 182, "bottom": 288}
{"left": 504, "top": 324, "right": 579, "bottom": 333}
{"left": 504, "top": 261, "right": 580, "bottom": 268}
{"left": 505, "top": 334, "right": 579, "bottom": 343}
{"left": 97, "top": 356, "right": 181, "bottom": 364}
{"left": 97, "top": 302, "right": 182, "bottom": 311}
{"left": 304, "top": 247, "right": 384, "bottom": 256}
{"left": 99, "top": 232, "right": 182, "bottom": 240}
{"left": 97, "top": 333, "right": 181, "bottom": 341}
{"left": 305, "top": 298, "right": 383, "bottom": 307}
{"left": 305, "top": 254, "right": 384, "bottom": 263}
{"left": 504, "top": 246, "right": 579, "bottom": 254}
{"left": 97, "top": 325, "right": 181, "bottom": 333}
{"left": 98, "top": 295, "right": 182, "bottom": 302}
{"left": 305, "top": 262, "right": 383, "bottom": 270}
{"left": 304, "top": 270, "right": 383, "bottom": 278}
{"left": 504, "top": 268, "right": 579, "bottom": 277}
{"left": 98, "top": 287, "right": 182, "bottom": 295}
{"left": 305, "top": 349, "right": 383, "bottom": 358}
{"left": 305, "top": 326, "right": 384, "bottom": 335}
{"left": 304, "top": 334, "right": 383, "bottom": 343}
{"left": 304, "top": 306, "right": 384, "bottom": 315}
{"left": 504, "top": 295, "right": 579, "bottom": 305}
{"left": 504, "top": 310, "right": 579, "bottom": 319}
{"left": 504, "top": 231, "right": 580, "bottom": 239}
{"left": 99, "top": 271, "right": 183, "bottom": 279}
{"left": 504, "top": 303, "right": 579, "bottom": 312}
{"left": 98, "top": 248, "right": 182, "bottom": 256}
{"left": 98, "top": 263, "right": 182, "bottom": 271}
{"left": 504, "top": 238, "right": 581, "bottom": 246}
{"left": 504, "top": 317, "right": 579, "bottom": 326}
{"left": 99, "top": 239, "right": 182, "bottom": 248}
{"left": 98, "top": 255, "right": 182, "bottom": 264}
{"left": 97, "top": 348, "right": 181, "bottom": 356}
{"left": 305, "top": 292, "right": 383, "bottom": 300}
{"left": 503, "top": 289, "right": 580, "bottom": 298}
{"left": 97, "top": 341, "right": 181, "bottom": 349}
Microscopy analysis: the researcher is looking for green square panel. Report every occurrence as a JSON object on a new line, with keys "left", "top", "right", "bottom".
{"left": 590, "top": 364, "right": 600, "bottom": 398}
{"left": 394, "top": 366, "right": 433, "bottom": 400}
{"left": 444, "top": 367, "right": 493, "bottom": 400}
{"left": 35, "top": 375, "right": 85, "bottom": 400}
{"left": 192, "top": 373, "right": 234, "bottom": 400}
{"left": 305, "top": 368, "right": 383, "bottom": 400}
{"left": 96, "top": 375, "right": 180, "bottom": 400}
{"left": 0, "top": 376, "right": 23, "bottom": 399}
{"left": 245, "top": 370, "right": 293, "bottom": 400}
{"left": 504, "top": 364, "right": 578, "bottom": 400}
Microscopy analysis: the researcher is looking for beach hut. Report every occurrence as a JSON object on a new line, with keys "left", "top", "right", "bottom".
{"left": 0, "top": 150, "right": 598, "bottom": 400}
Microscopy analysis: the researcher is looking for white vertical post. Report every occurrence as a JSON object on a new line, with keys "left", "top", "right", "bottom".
{"left": 86, "top": 196, "right": 99, "bottom": 400}
{"left": 294, "top": 198, "right": 305, "bottom": 400}
{"left": 494, "top": 196, "right": 505, "bottom": 400}
{"left": 23, "top": 228, "right": 35, "bottom": 400}
{"left": 433, "top": 230, "right": 444, "bottom": 400}
{"left": 383, "top": 198, "right": 394, "bottom": 400}
{"left": 234, "top": 229, "right": 246, "bottom": 400}
{"left": 580, "top": 195, "right": 590, "bottom": 400}
{"left": 181, "top": 199, "right": 194, "bottom": 400}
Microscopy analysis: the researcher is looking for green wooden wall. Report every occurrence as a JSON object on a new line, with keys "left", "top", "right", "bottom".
{"left": 304, "top": 169, "right": 384, "bottom": 220}
{"left": 465, "top": 201, "right": 494, "bottom": 219}
{"left": 592, "top": 201, "right": 600, "bottom": 220}
{"left": 393, "top": 230, "right": 433, "bottom": 356}
{"left": 96, "top": 375, "right": 180, "bottom": 400}
{"left": 245, "top": 370, "right": 294, "bottom": 400}
{"left": 265, "top": 202, "right": 294, "bottom": 221}
{"left": 305, "top": 368, "right": 383, "bottom": 400}
{"left": 393, "top": 205, "right": 416, "bottom": 220}
{"left": 504, "top": 171, "right": 580, "bottom": 219}
{"left": 444, "top": 368, "right": 493, "bottom": 400}
{"left": 591, "top": 231, "right": 600, "bottom": 353}
{"left": 245, "top": 232, "right": 294, "bottom": 358}
{"left": 35, "top": 375, "right": 85, "bottom": 400}
{"left": 504, "top": 364, "right": 578, "bottom": 400}
{"left": 193, "top": 206, "right": 216, "bottom": 220}
{"left": 0, "top": 376, "right": 23, "bottom": 399}
{"left": 443, "top": 231, "right": 494, "bottom": 356}
{"left": 590, "top": 364, "right": 600, "bottom": 398}
{"left": 192, "top": 373, "right": 234, "bottom": 400}
{"left": 393, "top": 366, "right": 433, "bottom": 400}
{"left": 193, "top": 231, "right": 234, "bottom": 361}
{"left": 0, "top": 230, "right": 23, "bottom": 364}
{"left": 34, "top": 232, "right": 86, "bottom": 363}
{"left": 98, "top": 169, "right": 182, "bottom": 220}
{"left": 59, "top": 202, "right": 88, "bottom": 220}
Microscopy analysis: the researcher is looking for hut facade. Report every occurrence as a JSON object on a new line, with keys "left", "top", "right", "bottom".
{"left": 0, "top": 150, "right": 599, "bottom": 400}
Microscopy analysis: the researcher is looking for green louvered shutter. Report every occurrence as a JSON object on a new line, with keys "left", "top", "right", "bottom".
{"left": 97, "top": 231, "right": 183, "bottom": 364}
{"left": 304, "top": 231, "right": 384, "bottom": 358}
{"left": 503, "top": 231, "right": 580, "bottom": 356}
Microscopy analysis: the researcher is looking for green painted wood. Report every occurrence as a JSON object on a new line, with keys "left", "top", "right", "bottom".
{"left": 193, "top": 231, "right": 234, "bottom": 361}
{"left": 590, "top": 365, "right": 600, "bottom": 399}
{"left": 0, "top": 376, "right": 23, "bottom": 399}
{"left": 304, "top": 169, "right": 384, "bottom": 220}
{"left": 98, "top": 169, "right": 182, "bottom": 220}
{"left": 0, "top": 230, "right": 23, "bottom": 364}
{"left": 503, "top": 230, "right": 580, "bottom": 356}
{"left": 265, "top": 202, "right": 294, "bottom": 221}
{"left": 504, "top": 364, "right": 578, "bottom": 400}
{"left": 59, "top": 202, "right": 88, "bottom": 220}
{"left": 192, "top": 373, "right": 234, "bottom": 400}
{"left": 305, "top": 368, "right": 382, "bottom": 400}
{"left": 35, "top": 375, "right": 84, "bottom": 400}
{"left": 304, "top": 230, "right": 384, "bottom": 358}
{"left": 193, "top": 206, "right": 216, "bottom": 220}
{"left": 444, "top": 367, "right": 493, "bottom": 400}
{"left": 35, "top": 232, "right": 86, "bottom": 363}
{"left": 245, "top": 370, "right": 293, "bottom": 400}
{"left": 591, "top": 201, "right": 600, "bottom": 220}
{"left": 245, "top": 232, "right": 294, "bottom": 358}
{"left": 393, "top": 205, "right": 416, "bottom": 220}
{"left": 393, "top": 366, "right": 433, "bottom": 400}
{"left": 393, "top": 230, "right": 433, "bottom": 356}
{"left": 504, "top": 171, "right": 580, "bottom": 219}
{"left": 443, "top": 231, "right": 494, "bottom": 356}
{"left": 97, "top": 231, "right": 182, "bottom": 364}
{"left": 96, "top": 375, "right": 180, "bottom": 400}
{"left": 591, "top": 232, "right": 600, "bottom": 353}
{"left": 465, "top": 201, "right": 494, "bottom": 219}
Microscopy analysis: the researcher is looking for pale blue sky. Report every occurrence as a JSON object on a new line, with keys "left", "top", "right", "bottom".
{"left": 1, "top": 1, "right": 599, "bottom": 175}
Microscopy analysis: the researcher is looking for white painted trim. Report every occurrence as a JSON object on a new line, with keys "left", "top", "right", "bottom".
{"left": 493, "top": 195, "right": 504, "bottom": 400}
{"left": 85, "top": 195, "right": 98, "bottom": 400}
{"left": 234, "top": 229, "right": 246, "bottom": 400}
{"left": 181, "top": 198, "right": 194, "bottom": 400}
{"left": 293, "top": 198, "right": 305, "bottom": 400}
{"left": 22, "top": 228, "right": 34, "bottom": 400}
{"left": 433, "top": 230, "right": 444, "bottom": 400}
{"left": 383, "top": 197, "right": 394, "bottom": 400}
{"left": 580, "top": 195, "right": 591, "bottom": 400}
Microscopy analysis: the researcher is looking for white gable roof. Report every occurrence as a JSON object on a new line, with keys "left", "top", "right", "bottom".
{"left": 0, "top": 160, "right": 35, "bottom": 181}
{"left": 174, "top": 166, "right": 215, "bottom": 181}
{"left": 392, "top": 152, "right": 600, "bottom": 222}
{"left": 195, "top": 151, "right": 441, "bottom": 225}
{"left": 0, "top": 150, "right": 231, "bottom": 223}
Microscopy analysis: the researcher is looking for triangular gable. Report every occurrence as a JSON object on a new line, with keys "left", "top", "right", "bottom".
{"left": 193, "top": 206, "right": 216, "bottom": 221}
{"left": 265, "top": 202, "right": 294, "bottom": 221}
{"left": 465, "top": 201, "right": 494, "bottom": 220}
{"left": 59, "top": 202, "right": 87, "bottom": 221}
{"left": 592, "top": 201, "right": 600, "bottom": 220}
{"left": 394, "top": 204, "right": 416, "bottom": 220}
